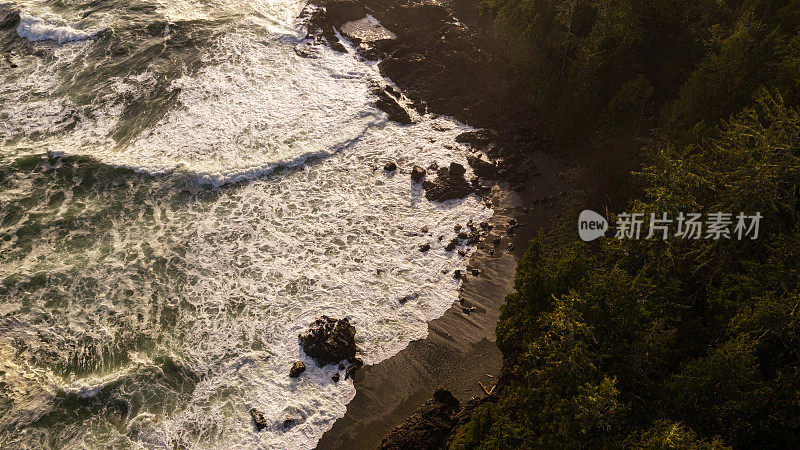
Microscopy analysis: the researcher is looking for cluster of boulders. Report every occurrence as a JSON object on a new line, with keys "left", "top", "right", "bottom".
{"left": 299, "top": 0, "right": 548, "bottom": 133}
{"left": 289, "top": 316, "right": 364, "bottom": 381}
{"left": 379, "top": 384, "right": 509, "bottom": 448}
{"left": 301, "top": 0, "right": 536, "bottom": 202}
{"left": 252, "top": 316, "right": 363, "bottom": 432}
{"left": 422, "top": 162, "right": 473, "bottom": 202}
{"left": 249, "top": 408, "right": 297, "bottom": 432}
{"left": 378, "top": 388, "right": 461, "bottom": 449}
{"left": 299, "top": 316, "right": 359, "bottom": 366}
{"left": 382, "top": 159, "right": 477, "bottom": 203}
{"left": 300, "top": 0, "right": 365, "bottom": 53}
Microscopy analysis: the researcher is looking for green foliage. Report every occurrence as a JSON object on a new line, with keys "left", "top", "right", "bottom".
{"left": 623, "top": 420, "right": 730, "bottom": 449}
{"left": 482, "top": 0, "right": 800, "bottom": 178}
{"left": 451, "top": 5, "right": 800, "bottom": 442}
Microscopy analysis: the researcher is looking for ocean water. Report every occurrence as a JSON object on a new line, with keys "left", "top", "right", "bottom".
{"left": 0, "top": 1, "right": 490, "bottom": 448}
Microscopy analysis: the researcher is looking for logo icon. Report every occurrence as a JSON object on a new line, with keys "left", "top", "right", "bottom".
{"left": 578, "top": 210, "right": 608, "bottom": 242}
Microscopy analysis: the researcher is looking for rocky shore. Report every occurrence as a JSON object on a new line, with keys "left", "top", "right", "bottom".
{"left": 296, "top": 0, "right": 578, "bottom": 447}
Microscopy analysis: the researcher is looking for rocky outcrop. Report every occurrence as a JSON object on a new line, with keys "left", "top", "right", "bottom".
{"left": 302, "top": 0, "right": 544, "bottom": 133}
{"left": 467, "top": 154, "right": 498, "bottom": 179}
{"left": 422, "top": 163, "right": 473, "bottom": 202}
{"left": 378, "top": 388, "right": 461, "bottom": 449}
{"left": 290, "top": 361, "right": 306, "bottom": 378}
{"left": 323, "top": 0, "right": 366, "bottom": 24}
{"left": 373, "top": 86, "right": 412, "bottom": 124}
{"left": 299, "top": 316, "right": 359, "bottom": 366}
{"left": 411, "top": 165, "right": 426, "bottom": 182}
{"left": 250, "top": 408, "right": 268, "bottom": 431}
{"left": 0, "top": 8, "right": 20, "bottom": 30}
{"left": 344, "top": 358, "right": 363, "bottom": 380}
{"left": 455, "top": 130, "right": 500, "bottom": 148}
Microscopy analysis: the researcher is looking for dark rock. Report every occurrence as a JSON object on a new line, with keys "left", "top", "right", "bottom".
{"left": 250, "top": 408, "right": 268, "bottom": 431}
{"left": 462, "top": 306, "right": 476, "bottom": 314}
{"left": 379, "top": 388, "right": 461, "bottom": 449}
{"left": 384, "top": 161, "right": 397, "bottom": 172}
{"left": 483, "top": 143, "right": 505, "bottom": 158}
{"left": 507, "top": 242, "right": 515, "bottom": 251}
{"left": 422, "top": 163, "right": 472, "bottom": 202}
{"left": 0, "top": 8, "right": 20, "bottom": 30}
{"left": 411, "top": 165, "right": 426, "bottom": 182}
{"left": 493, "top": 237, "right": 501, "bottom": 247}
{"left": 421, "top": 225, "right": 429, "bottom": 233}
{"left": 328, "top": 38, "right": 348, "bottom": 53}
{"left": 357, "top": 38, "right": 396, "bottom": 61}
{"left": 448, "top": 162, "right": 466, "bottom": 178}
{"left": 374, "top": 87, "right": 412, "bottom": 124}
{"left": 455, "top": 130, "right": 500, "bottom": 148}
{"left": 454, "top": 224, "right": 462, "bottom": 232}
{"left": 305, "top": 12, "right": 347, "bottom": 52}
{"left": 345, "top": 358, "right": 363, "bottom": 380}
{"left": 453, "top": 270, "right": 462, "bottom": 280}
{"left": 467, "top": 154, "right": 498, "bottom": 179}
{"left": 283, "top": 417, "right": 295, "bottom": 428}
{"left": 457, "top": 250, "right": 466, "bottom": 257}
{"left": 471, "top": 268, "right": 480, "bottom": 276}
{"left": 457, "top": 231, "right": 468, "bottom": 240}
{"left": 299, "top": 316, "right": 359, "bottom": 366}
{"left": 339, "top": 363, "right": 346, "bottom": 371}
{"left": 323, "top": 0, "right": 366, "bottom": 24}
{"left": 290, "top": 361, "right": 306, "bottom": 378}
{"left": 391, "top": 4, "right": 451, "bottom": 33}
{"left": 332, "top": 373, "right": 340, "bottom": 383}
{"left": 385, "top": 85, "right": 400, "bottom": 97}
{"left": 419, "top": 243, "right": 431, "bottom": 252}
{"left": 479, "top": 221, "right": 491, "bottom": 230}
{"left": 400, "top": 293, "right": 419, "bottom": 304}
{"left": 433, "top": 388, "right": 459, "bottom": 406}
{"left": 445, "top": 238, "right": 458, "bottom": 252}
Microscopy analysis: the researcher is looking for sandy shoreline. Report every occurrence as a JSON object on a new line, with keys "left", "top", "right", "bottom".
{"left": 300, "top": 0, "right": 577, "bottom": 446}
{"left": 317, "top": 152, "right": 572, "bottom": 448}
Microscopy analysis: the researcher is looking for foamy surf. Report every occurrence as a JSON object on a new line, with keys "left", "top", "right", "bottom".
{"left": 0, "top": 0, "right": 492, "bottom": 448}
{"left": 16, "top": 11, "right": 105, "bottom": 44}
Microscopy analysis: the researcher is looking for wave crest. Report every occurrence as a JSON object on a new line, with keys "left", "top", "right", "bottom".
{"left": 16, "top": 11, "right": 105, "bottom": 44}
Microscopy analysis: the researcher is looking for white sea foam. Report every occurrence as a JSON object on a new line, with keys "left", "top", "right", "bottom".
{"left": 16, "top": 11, "right": 103, "bottom": 44}
{"left": 117, "top": 32, "right": 381, "bottom": 185}
{"left": 0, "top": 1, "right": 492, "bottom": 448}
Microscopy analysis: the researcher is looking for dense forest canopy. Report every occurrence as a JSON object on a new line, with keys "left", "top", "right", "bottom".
{"left": 451, "top": 0, "right": 800, "bottom": 447}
